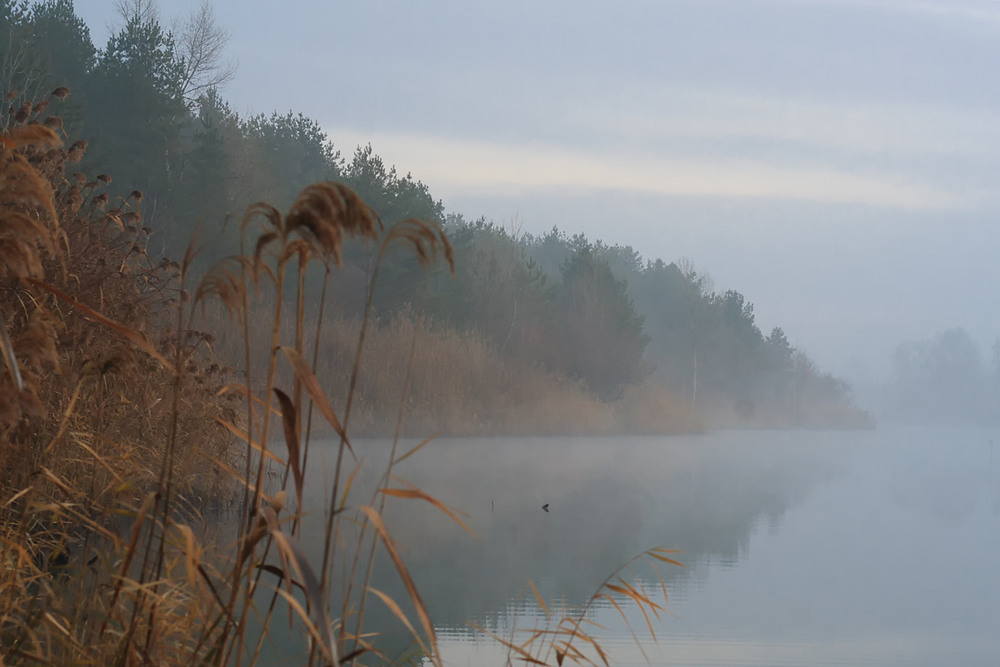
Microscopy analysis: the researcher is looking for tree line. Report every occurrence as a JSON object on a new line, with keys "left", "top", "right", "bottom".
{"left": 0, "top": 0, "right": 872, "bottom": 428}
{"left": 879, "top": 327, "right": 1000, "bottom": 425}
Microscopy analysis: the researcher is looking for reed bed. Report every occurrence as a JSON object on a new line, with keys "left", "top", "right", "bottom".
{"left": 1, "top": 92, "right": 678, "bottom": 666}
{"left": 209, "top": 307, "right": 702, "bottom": 438}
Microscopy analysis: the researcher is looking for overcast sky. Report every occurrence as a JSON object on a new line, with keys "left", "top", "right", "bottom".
{"left": 72, "top": 0, "right": 1000, "bottom": 383}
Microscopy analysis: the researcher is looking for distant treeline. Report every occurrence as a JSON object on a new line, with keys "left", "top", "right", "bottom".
{"left": 420, "top": 222, "right": 873, "bottom": 427}
{"left": 868, "top": 327, "right": 1000, "bottom": 426}
{"left": 0, "top": 0, "right": 872, "bottom": 429}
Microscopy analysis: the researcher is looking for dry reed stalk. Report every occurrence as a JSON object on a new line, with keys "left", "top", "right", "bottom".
{"left": 1, "top": 87, "right": 685, "bottom": 667}
{"left": 1, "top": 90, "right": 239, "bottom": 666}
{"left": 193, "top": 182, "right": 457, "bottom": 665}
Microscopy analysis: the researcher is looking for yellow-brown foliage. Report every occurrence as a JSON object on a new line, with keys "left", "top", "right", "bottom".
{"left": 210, "top": 306, "right": 702, "bottom": 437}
{"left": 0, "top": 91, "right": 237, "bottom": 503}
{"left": 0, "top": 90, "right": 246, "bottom": 666}
{"left": 0, "top": 90, "right": 680, "bottom": 667}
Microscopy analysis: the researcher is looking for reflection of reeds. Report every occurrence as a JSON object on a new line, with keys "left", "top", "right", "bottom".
{"left": 474, "top": 548, "right": 681, "bottom": 665}
{"left": 1, "top": 91, "right": 680, "bottom": 666}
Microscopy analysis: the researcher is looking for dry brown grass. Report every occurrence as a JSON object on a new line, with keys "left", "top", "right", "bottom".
{"left": 1, "top": 90, "right": 681, "bottom": 667}
{"left": 0, "top": 89, "right": 242, "bottom": 665}
{"left": 0, "top": 93, "right": 238, "bottom": 505}
{"left": 306, "top": 312, "right": 609, "bottom": 436}
{"left": 320, "top": 314, "right": 702, "bottom": 436}
{"left": 208, "top": 308, "right": 702, "bottom": 438}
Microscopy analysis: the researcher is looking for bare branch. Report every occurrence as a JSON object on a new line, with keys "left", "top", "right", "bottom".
{"left": 0, "top": 15, "right": 48, "bottom": 127}
{"left": 111, "top": 0, "right": 159, "bottom": 25}
{"left": 175, "top": 0, "right": 237, "bottom": 105}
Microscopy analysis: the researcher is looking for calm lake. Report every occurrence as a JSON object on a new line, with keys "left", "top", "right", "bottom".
{"left": 259, "top": 426, "right": 1000, "bottom": 665}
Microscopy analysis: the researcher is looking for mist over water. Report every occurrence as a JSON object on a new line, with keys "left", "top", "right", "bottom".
{"left": 257, "top": 426, "right": 999, "bottom": 665}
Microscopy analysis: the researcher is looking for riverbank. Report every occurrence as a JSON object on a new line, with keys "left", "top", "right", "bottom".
{"left": 209, "top": 306, "right": 705, "bottom": 437}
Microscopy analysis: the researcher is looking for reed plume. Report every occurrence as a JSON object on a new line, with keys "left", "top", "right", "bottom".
{"left": 1, "top": 87, "right": 676, "bottom": 667}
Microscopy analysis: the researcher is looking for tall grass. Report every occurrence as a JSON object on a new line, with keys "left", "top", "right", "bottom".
{"left": 1, "top": 92, "right": 679, "bottom": 665}
{"left": 209, "top": 308, "right": 702, "bottom": 438}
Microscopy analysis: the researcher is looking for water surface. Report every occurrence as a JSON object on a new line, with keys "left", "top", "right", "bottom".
{"left": 266, "top": 427, "right": 1000, "bottom": 665}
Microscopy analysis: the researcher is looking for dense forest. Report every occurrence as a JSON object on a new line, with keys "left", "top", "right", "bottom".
{"left": 0, "top": 0, "right": 872, "bottom": 432}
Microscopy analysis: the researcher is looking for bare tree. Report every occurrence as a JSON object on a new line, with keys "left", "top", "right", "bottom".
{"left": 677, "top": 257, "right": 714, "bottom": 295}
{"left": 0, "top": 5, "right": 47, "bottom": 128}
{"left": 110, "top": 0, "right": 235, "bottom": 106}
{"left": 175, "top": 0, "right": 236, "bottom": 105}
{"left": 111, "top": 0, "right": 159, "bottom": 25}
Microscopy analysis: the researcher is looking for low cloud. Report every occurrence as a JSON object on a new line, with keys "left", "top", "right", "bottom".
{"left": 330, "top": 129, "right": 964, "bottom": 210}
{"left": 588, "top": 87, "right": 1000, "bottom": 158}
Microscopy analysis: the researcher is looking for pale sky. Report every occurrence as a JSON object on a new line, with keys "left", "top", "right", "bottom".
{"left": 72, "top": 0, "right": 1000, "bottom": 383}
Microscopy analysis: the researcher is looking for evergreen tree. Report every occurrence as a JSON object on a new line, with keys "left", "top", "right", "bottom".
{"left": 84, "top": 8, "right": 186, "bottom": 213}
{"left": 554, "top": 245, "right": 648, "bottom": 399}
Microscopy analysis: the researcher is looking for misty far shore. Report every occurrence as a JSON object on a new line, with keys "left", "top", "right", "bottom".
{"left": 0, "top": 0, "right": 871, "bottom": 437}
{"left": 211, "top": 303, "right": 874, "bottom": 438}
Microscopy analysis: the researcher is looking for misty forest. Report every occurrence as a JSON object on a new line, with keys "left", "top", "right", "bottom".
{"left": 3, "top": 0, "right": 874, "bottom": 435}
{"left": 1, "top": 1, "right": 997, "bottom": 666}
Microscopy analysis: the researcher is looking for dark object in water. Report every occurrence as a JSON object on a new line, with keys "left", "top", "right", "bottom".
{"left": 542, "top": 503, "right": 549, "bottom": 512}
